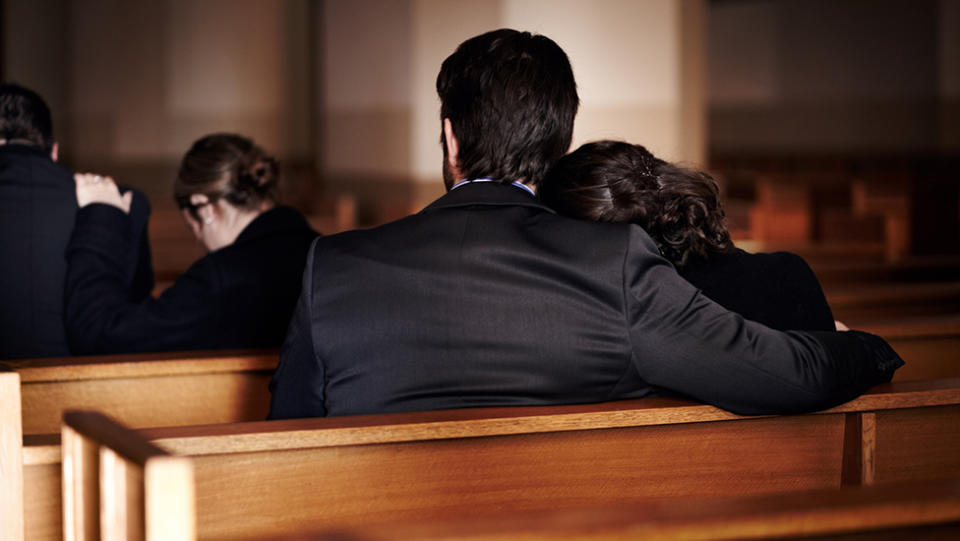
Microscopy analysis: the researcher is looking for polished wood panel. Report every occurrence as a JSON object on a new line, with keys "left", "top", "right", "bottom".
{"left": 62, "top": 411, "right": 194, "bottom": 541}
{"left": 138, "top": 378, "right": 960, "bottom": 456}
{"left": 0, "top": 368, "right": 24, "bottom": 541}
{"left": 4, "top": 349, "right": 276, "bottom": 435}
{"left": 286, "top": 478, "right": 960, "bottom": 541}
{"left": 874, "top": 405, "right": 960, "bottom": 484}
{"left": 21, "top": 379, "right": 959, "bottom": 541}
{"left": 76, "top": 379, "right": 960, "bottom": 540}
{"left": 190, "top": 415, "right": 845, "bottom": 540}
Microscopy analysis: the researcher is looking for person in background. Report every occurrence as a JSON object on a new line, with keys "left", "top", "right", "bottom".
{"left": 268, "top": 29, "right": 901, "bottom": 420}
{"left": 66, "top": 133, "right": 318, "bottom": 354}
{"left": 540, "top": 140, "right": 836, "bottom": 332}
{"left": 0, "top": 82, "right": 150, "bottom": 359}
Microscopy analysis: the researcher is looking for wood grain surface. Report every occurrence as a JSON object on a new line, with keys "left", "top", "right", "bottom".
{"left": 4, "top": 349, "right": 277, "bottom": 435}
{"left": 0, "top": 368, "right": 24, "bottom": 541}
{"left": 280, "top": 477, "right": 960, "bottom": 541}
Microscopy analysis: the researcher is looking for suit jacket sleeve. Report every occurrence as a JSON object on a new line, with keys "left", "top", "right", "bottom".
{"left": 268, "top": 238, "right": 327, "bottom": 419}
{"left": 123, "top": 187, "right": 155, "bottom": 302}
{"left": 65, "top": 204, "right": 219, "bottom": 354}
{"left": 623, "top": 226, "right": 902, "bottom": 415}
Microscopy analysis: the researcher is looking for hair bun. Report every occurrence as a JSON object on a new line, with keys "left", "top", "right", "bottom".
{"left": 238, "top": 157, "right": 277, "bottom": 193}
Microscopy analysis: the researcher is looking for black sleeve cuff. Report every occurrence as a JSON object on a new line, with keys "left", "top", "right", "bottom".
{"left": 808, "top": 329, "right": 905, "bottom": 383}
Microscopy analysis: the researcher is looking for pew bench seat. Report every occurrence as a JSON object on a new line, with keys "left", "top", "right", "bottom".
{"left": 57, "top": 378, "right": 960, "bottom": 541}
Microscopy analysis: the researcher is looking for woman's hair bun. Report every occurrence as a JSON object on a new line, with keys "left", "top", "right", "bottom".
{"left": 238, "top": 157, "right": 278, "bottom": 193}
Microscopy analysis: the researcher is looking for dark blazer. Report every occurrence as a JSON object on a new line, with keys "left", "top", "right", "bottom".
{"left": 268, "top": 182, "right": 901, "bottom": 418}
{"left": 681, "top": 249, "right": 836, "bottom": 332}
{"left": 0, "top": 144, "right": 76, "bottom": 359}
{"left": 65, "top": 205, "right": 318, "bottom": 354}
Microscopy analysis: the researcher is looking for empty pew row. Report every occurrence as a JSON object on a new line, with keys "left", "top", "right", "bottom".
{"left": 2, "top": 349, "right": 277, "bottom": 436}
{"left": 281, "top": 478, "right": 960, "bottom": 540}
{"left": 41, "top": 378, "right": 960, "bottom": 541}
{"left": 825, "top": 280, "right": 960, "bottom": 321}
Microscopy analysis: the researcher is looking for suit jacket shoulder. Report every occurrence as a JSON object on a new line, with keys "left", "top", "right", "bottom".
{"left": 0, "top": 145, "right": 76, "bottom": 359}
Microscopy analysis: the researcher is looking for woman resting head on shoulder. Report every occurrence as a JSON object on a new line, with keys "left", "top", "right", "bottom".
{"left": 68, "top": 133, "right": 319, "bottom": 354}
{"left": 540, "top": 140, "right": 838, "bottom": 332}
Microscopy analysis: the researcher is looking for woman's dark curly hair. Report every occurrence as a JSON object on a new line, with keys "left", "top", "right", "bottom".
{"left": 540, "top": 140, "right": 734, "bottom": 269}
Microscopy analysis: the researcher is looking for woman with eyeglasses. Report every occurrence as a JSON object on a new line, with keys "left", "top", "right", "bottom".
{"left": 66, "top": 133, "right": 318, "bottom": 354}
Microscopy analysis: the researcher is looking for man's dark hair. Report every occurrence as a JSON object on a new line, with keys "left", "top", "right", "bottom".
{"left": 0, "top": 83, "right": 54, "bottom": 150}
{"left": 541, "top": 140, "right": 734, "bottom": 269}
{"left": 437, "top": 29, "right": 579, "bottom": 187}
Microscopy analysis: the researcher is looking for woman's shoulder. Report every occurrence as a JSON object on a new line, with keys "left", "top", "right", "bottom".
{"left": 680, "top": 247, "right": 834, "bottom": 330}
{"left": 751, "top": 250, "right": 820, "bottom": 281}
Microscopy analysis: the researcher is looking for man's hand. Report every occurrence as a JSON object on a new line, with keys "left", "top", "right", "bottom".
{"left": 75, "top": 173, "right": 132, "bottom": 214}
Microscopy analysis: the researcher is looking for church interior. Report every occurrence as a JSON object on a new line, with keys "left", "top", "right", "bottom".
{"left": 1, "top": 0, "right": 959, "bottom": 539}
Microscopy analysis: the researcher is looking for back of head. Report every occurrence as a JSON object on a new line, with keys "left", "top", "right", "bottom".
{"left": 437, "top": 29, "right": 579, "bottom": 187}
{"left": 541, "top": 140, "right": 733, "bottom": 268}
{"left": 174, "top": 133, "right": 279, "bottom": 217}
{"left": 0, "top": 83, "right": 54, "bottom": 151}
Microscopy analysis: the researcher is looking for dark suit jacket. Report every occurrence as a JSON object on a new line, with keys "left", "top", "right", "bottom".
{"left": 0, "top": 144, "right": 152, "bottom": 360}
{"left": 682, "top": 249, "right": 836, "bottom": 332}
{"left": 65, "top": 205, "right": 318, "bottom": 354}
{"left": 0, "top": 144, "right": 76, "bottom": 359}
{"left": 268, "top": 182, "right": 901, "bottom": 418}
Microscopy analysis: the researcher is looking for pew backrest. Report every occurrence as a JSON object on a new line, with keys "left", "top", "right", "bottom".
{"left": 1, "top": 367, "right": 23, "bottom": 541}
{"left": 62, "top": 411, "right": 193, "bottom": 541}
{"left": 61, "top": 378, "right": 960, "bottom": 540}
{"left": 289, "top": 477, "right": 960, "bottom": 540}
{"left": 3, "top": 348, "right": 277, "bottom": 435}
{"left": 858, "top": 315, "right": 960, "bottom": 381}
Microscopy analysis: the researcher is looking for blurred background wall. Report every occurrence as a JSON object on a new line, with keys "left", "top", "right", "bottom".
{"left": 2, "top": 0, "right": 957, "bottom": 254}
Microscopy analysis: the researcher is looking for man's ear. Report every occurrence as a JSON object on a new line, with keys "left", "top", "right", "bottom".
{"left": 50, "top": 142, "right": 59, "bottom": 162}
{"left": 443, "top": 118, "right": 459, "bottom": 170}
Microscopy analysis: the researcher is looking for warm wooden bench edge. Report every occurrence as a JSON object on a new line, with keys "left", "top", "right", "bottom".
{"left": 2, "top": 348, "right": 278, "bottom": 382}
{"left": 142, "top": 378, "right": 960, "bottom": 456}
{"left": 290, "top": 478, "right": 960, "bottom": 541}
{"left": 18, "top": 378, "right": 960, "bottom": 458}
{"left": 0, "top": 368, "right": 24, "bottom": 541}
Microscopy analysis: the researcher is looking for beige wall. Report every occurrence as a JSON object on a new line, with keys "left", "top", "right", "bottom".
{"left": 320, "top": 0, "right": 707, "bottom": 212}
{"left": 4, "top": 0, "right": 312, "bottom": 198}
{"left": 4, "top": 0, "right": 707, "bottom": 213}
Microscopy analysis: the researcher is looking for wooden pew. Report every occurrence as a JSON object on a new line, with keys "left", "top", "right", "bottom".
{"left": 22, "top": 435, "right": 60, "bottom": 541}
{"left": 825, "top": 281, "right": 960, "bottom": 321}
{"left": 0, "top": 349, "right": 272, "bottom": 540}
{"left": 288, "top": 477, "right": 960, "bottom": 540}
{"left": 1, "top": 367, "right": 24, "bottom": 541}
{"left": 858, "top": 315, "right": 960, "bottom": 381}
{"left": 57, "top": 378, "right": 960, "bottom": 541}
{"left": 809, "top": 254, "right": 960, "bottom": 286}
{"left": 62, "top": 411, "right": 193, "bottom": 541}
{"left": 2, "top": 348, "right": 277, "bottom": 436}
{"left": 61, "top": 409, "right": 960, "bottom": 541}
